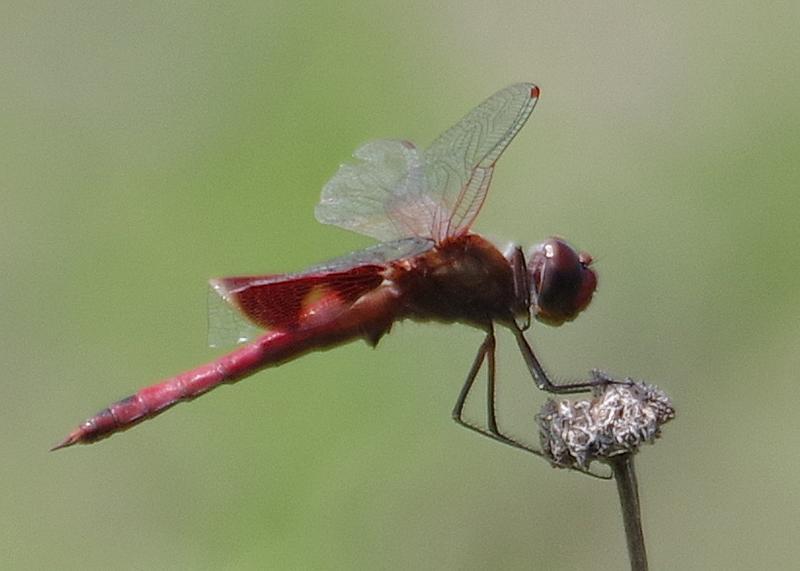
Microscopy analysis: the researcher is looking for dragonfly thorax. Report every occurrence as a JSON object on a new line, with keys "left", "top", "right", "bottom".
{"left": 392, "top": 234, "right": 521, "bottom": 326}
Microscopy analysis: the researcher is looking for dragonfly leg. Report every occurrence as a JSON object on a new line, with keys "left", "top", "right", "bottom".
{"left": 485, "top": 327, "right": 499, "bottom": 434}
{"left": 452, "top": 325, "right": 544, "bottom": 458}
{"left": 505, "top": 244, "right": 531, "bottom": 331}
{"left": 452, "top": 326, "right": 613, "bottom": 479}
{"left": 509, "top": 322, "right": 616, "bottom": 394}
{"left": 451, "top": 327, "right": 493, "bottom": 427}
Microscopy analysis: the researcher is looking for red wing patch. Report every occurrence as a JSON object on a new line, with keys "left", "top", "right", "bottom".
{"left": 211, "top": 265, "right": 385, "bottom": 331}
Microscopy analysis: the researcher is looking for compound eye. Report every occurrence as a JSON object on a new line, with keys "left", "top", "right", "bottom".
{"left": 529, "top": 238, "right": 597, "bottom": 326}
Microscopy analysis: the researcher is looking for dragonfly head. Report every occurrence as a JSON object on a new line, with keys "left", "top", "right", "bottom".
{"left": 528, "top": 237, "right": 597, "bottom": 326}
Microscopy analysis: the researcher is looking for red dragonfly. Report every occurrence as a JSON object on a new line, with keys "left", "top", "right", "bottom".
{"left": 53, "top": 83, "right": 600, "bottom": 454}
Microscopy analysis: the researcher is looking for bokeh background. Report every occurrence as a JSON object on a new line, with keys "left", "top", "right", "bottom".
{"left": 4, "top": 2, "right": 799, "bottom": 569}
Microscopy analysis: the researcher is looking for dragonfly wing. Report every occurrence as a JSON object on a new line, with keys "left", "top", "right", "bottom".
{"left": 208, "top": 267, "right": 384, "bottom": 346}
{"left": 303, "top": 236, "right": 434, "bottom": 273}
{"left": 207, "top": 283, "right": 265, "bottom": 347}
{"left": 207, "top": 238, "right": 434, "bottom": 346}
{"left": 315, "top": 84, "right": 538, "bottom": 243}
{"left": 423, "top": 83, "right": 539, "bottom": 241}
{"left": 315, "top": 139, "right": 433, "bottom": 241}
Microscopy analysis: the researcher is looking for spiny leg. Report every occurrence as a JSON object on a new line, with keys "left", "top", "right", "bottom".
{"left": 452, "top": 325, "right": 543, "bottom": 457}
{"left": 451, "top": 327, "right": 493, "bottom": 426}
{"left": 509, "top": 321, "right": 618, "bottom": 394}
{"left": 485, "top": 329, "right": 499, "bottom": 435}
{"left": 452, "top": 326, "right": 613, "bottom": 479}
{"left": 505, "top": 244, "right": 531, "bottom": 330}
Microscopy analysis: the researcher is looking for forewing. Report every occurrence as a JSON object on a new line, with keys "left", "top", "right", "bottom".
{"left": 207, "top": 238, "right": 433, "bottom": 346}
{"left": 424, "top": 83, "right": 539, "bottom": 240}
{"left": 315, "top": 84, "right": 538, "bottom": 243}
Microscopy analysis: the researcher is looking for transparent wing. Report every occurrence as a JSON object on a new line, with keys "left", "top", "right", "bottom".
{"left": 303, "top": 236, "right": 434, "bottom": 273}
{"left": 315, "top": 140, "right": 432, "bottom": 241}
{"left": 315, "top": 83, "right": 539, "bottom": 243}
{"left": 207, "top": 237, "right": 434, "bottom": 346}
{"left": 207, "top": 285, "right": 264, "bottom": 347}
{"left": 423, "top": 83, "right": 539, "bottom": 240}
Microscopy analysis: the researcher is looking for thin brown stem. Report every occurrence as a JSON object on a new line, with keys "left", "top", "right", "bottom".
{"left": 608, "top": 453, "right": 648, "bottom": 571}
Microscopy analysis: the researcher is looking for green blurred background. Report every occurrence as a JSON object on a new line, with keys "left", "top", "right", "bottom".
{"left": 4, "top": 2, "right": 799, "bottom": 569}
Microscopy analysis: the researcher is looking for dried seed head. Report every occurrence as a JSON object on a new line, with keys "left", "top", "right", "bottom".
{"left": 536, "top": 377, "right": 675, "bottom": 470}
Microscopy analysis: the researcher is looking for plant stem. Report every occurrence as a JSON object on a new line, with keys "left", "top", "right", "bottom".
{"left": 609, "top": 453, "right": 648, "bottom": 571}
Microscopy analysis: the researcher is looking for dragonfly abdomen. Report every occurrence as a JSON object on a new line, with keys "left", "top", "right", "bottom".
{"left": 53, "top": 285, "right": 403, "bottom": 450}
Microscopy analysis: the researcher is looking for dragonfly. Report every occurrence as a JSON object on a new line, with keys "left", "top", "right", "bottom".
{"left": 53, "top": 83, "right": 601, "bottom": 456}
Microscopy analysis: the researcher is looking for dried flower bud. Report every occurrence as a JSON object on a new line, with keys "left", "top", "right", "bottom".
{"left": 536, "top": 376, "right": 675, "bottom": 470}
